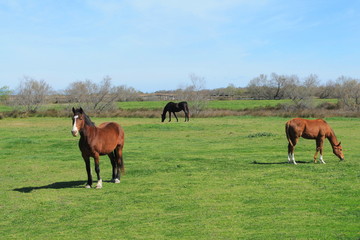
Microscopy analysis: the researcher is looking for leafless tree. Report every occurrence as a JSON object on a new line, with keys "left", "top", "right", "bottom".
{"left": 318, "top": 80, "right": 337, "bottom": 99}
{"left": 65, "top": 76, "right": 140, "bottom": 112}
{"left": 248, "top": 73, "right": 298, "bottom": 100}
{"left": 116, "top": 85, "right": 140, "bottom": 102}
{"left": 177, "top": 73, "right": 208, "bottom": 115}
{"left": 247, "top": 73, "right": 317, "bottom": 108}
{"left": 247, "top": 74, "right": 271, "bottom": 99}
{"left": 303, "top": 74, "right": 319, "bottom": 97}
{"left": 337, "top": 76, "right": 360, "bottom": 110}
{"left": 65, "top": 79, "right": 94, "bottom": 105}
{"left": 11, "top": 77, "right": 52, "bottom": 112}
{"left": 283, "top": 75, "right": 315, "bottom": 109}
{"left": 66, "top": 76, "right": 120, "bottom": 112}
{"left": 270, "top": 73, "right": 288, "bottom": 99}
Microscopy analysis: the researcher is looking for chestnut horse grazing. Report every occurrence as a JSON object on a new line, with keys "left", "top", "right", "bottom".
{"left": 71, "top": 107, "right": 125, "bottom": 188}
{"left": 161, "top": 101, "right": 190, "bottom": 122}
{"left": 285, "top": 118, "right": 344, "bottom": 164}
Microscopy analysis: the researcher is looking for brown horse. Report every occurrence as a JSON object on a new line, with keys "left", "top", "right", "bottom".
{"left": 285, "top": 118, "right": 344, "bottom": 164}
{"left": 71, "top": 107, "right": 125, "bottom": 188}
{"left": 161, "top": 101, "right": 190, "bottom": 122}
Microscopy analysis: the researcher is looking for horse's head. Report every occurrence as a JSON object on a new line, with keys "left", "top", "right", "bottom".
{"left": 71, "top": 107, "right": 85, "bottom": 137}
{"left": 333, "top": 142, "right": 344, "bottom": 161}
{"left": 161, "top": 113, "right": 166, "bottom": 122}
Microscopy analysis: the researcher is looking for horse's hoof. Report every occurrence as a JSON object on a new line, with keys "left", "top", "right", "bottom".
{"left": 85, "top": 185, "right": 91, "bottom": 188}
{"left": 95, "top": 180, "right": 103, "bottom": 189}
{"left": 111, "top": 178, "right": 120, "bottom": 183}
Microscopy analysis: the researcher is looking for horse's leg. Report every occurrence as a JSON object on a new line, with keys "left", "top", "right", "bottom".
{"left": 184, "top": 111, "right": 189, "bottom": 122}
{"left": 314, "top": 139, "right": 319, "bottom": 163}
{"left": 319, "top": 137, "right": 325, "bottom": 164}
{"left": 315, "top": 138, "right": 326, "bottom": 164}
{"left": 288, "top": 144, "right": 296, "bottom": 165}
{"left": 113, "top": 145, "right": 124, "bottom": 183}
{"left": 108, "top": 152, "right": 117, "bottom": 182}
{"left": 83, "top": 156, "right": 92, "bottom": 188}
{"left": 168, "top": 111, "right": 171, "bottom": 122}
{"left": 94, "top": 154, "right": 102, "bottom": 189}
{"left": 288, "top": 137, "right": 297, "bottom": 165}
{"left": 173, "top": 112, "right": 178, "bottom": 122}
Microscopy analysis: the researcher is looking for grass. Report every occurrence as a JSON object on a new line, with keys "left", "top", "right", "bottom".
{"left": 0, "top": 116, "right": 359, "bottom": 239}
{"left": 117, "top": 101, "right": 169, "bottom": 110}
{"left": 0, "top": 104, "right": 13, "bottom": 112}
{"left": 0, "top": 99, "right": 339, "bottom": 118}
{"left": 207, "top": 99, "right": 290, "bottom": 110}
{"left": 116, "top": 99, "right": 338, "bottom": 111}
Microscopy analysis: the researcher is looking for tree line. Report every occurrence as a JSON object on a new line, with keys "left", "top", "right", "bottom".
{"left": 246, "top": 73, "right": 360, "bottom": 111}
{"left": 1, "top": 73, "right": 360, "bottom": 113}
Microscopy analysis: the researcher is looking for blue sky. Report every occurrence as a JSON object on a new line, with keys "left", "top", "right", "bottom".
{"left": 0, "top": 0, "right": 359, "bottom": 92}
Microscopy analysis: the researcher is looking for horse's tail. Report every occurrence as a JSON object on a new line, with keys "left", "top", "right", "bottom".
{"left": 185, "top": 103, "right": 190, "bottom": 118}
{"left": 285, "top": 121, "right": 294, "bottom": 147}
{"left": 119, "top": 152, "right": 125, "bottom": 175}
{"left": 161, "top": 105, "right": 168, "bottom": 121}
{"left": 114, "top": 147, "right": 125, "bottom": 175}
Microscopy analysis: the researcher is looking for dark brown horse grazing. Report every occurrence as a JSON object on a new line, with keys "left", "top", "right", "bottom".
{"left": 71, "top": 107, "right": 125, "bottom": 188}
{"left": 161, "top": 101, "right": 190, "bottom": 122}
{"left": 285, "top": 118, "right": 344, "bottom": 164}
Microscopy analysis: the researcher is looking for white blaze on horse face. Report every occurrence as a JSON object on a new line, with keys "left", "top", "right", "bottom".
{"left": 72, "top": 115, "right": 79, "bottom": 136}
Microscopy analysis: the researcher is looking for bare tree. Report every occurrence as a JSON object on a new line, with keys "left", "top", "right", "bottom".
{"left": 65, "top": 76, "right": 140, "bottom": 112}
{"left": 283, "top": 75, "right": 315, "bottom": 108}
{"left": 11, "top": 77, "right": 52, "bottom": 112}
{"left": 303, "top": 74, "right": 319, "bottom": 97}
{"left": 247, "top": 74, "right": 271, "bottom": 99}
{"left": 337, "top": 76, "right": 360, "bottom": 110}
{"left": 177, "top": 73, "right": 208, "bottom": 115}
{"left": 116, "top": 85, "right": 140, "bottom": 102}
{"left": 66, "top": 76, "right": 120, "bottom": 112}
{"left": 65, "top": 79, "right": 94, "bottom": 105}
{"left": 270, "top": 73, "right": 288, "bottom": 99}
{"left": 318, "top": 80, "right": 338, "bottom": 99}
{"left": 247, "top": 73, "right": 317, "bottom": 109}
{"left": 247, "top": 73, "right": 289, "bottom": 99}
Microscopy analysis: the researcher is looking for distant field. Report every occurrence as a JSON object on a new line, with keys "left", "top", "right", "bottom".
{"left": 117, "top": 99, "right": 338, "bottom": 111}
{"left": 117, "top": 101, "right": 168, "bottom": 110}
{"left": 116, "top": 99, "right": 291, "bottom": 111}
{"left": 1, "top": 116, "right": 358, "bottom": 239}
{"left": 0, "top": 99, "right": 338, "bottom": 113}
{"left": 0, "top": 105, "right": 12, "bottom": 112}
{"left": 208, "top": 99, "right": 289, "bottom": 110}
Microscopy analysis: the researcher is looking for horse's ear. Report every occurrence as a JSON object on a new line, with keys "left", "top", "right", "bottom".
{"left": 338, "top": 142, "right": 341, "bottom": 146}
{"left": 72, "top": 107, "right": 75, "bottom": 114}
{"left": 79, "top": 107, "right": 83, "bottom": 113}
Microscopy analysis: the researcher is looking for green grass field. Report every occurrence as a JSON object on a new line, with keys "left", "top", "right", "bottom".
{"left": 117, "top": 99, "right": 338, "bottom": 111}
{"left": 0, "top": 116, "right": 359, "bottom": 239}
{"left": 0, "top": 98, "right": 338, "bottom": 113}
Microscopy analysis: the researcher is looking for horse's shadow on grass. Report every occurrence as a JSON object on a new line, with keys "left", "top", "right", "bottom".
{"left": 252, "top": 161, "right": 312, "bottom": 165}
{"left": 13, "top": 181, "right": 84, "bottom": 193}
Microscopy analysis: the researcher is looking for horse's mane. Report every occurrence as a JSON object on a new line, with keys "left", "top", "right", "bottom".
{"left": 83, "top": 113, "right": 95, "bottom": 126}
{"left": 74, "top": 108, "right": 95, "bottom": 126}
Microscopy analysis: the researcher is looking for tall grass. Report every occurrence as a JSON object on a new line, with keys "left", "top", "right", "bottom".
{"left": 0, "top": 117, "right": 358, "bottom": 239}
